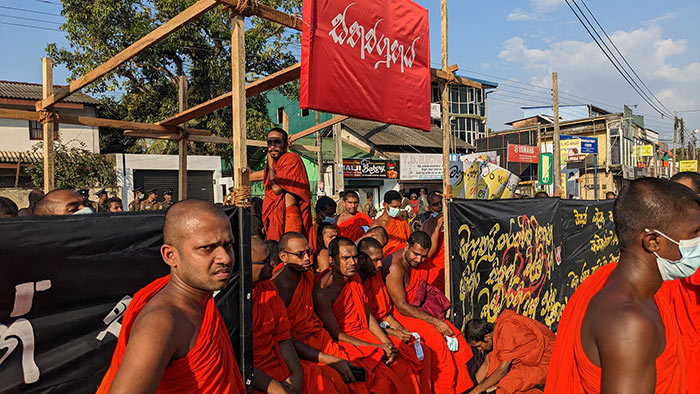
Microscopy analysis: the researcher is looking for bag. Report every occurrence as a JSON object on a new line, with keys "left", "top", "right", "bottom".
{"left": 409, "top": 280, "right": 451, "bottom": 319}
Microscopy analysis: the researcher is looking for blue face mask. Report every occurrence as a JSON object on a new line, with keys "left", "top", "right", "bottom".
{"left": 73, "top": 206, "right": 94, "bottom": 215}
{"left": 646, "top": 229, "right": 700, "bottom": 281}
{"left": 388, "top": 207, "right": 400, "bottom": 218}
{"left": 431, "top": 211, "right": 441, "bottom": 218}
{"left": 323, "top": 215, "right": 335, "bottom": 224}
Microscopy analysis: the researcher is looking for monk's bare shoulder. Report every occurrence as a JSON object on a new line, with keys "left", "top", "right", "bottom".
{"left": 421, "top": 217, "right": 436, "bottom": 233}
{"left": 138, "top": 293, "right": 200, "bottom": 357}
{"left": 372, "top": 216, "right": 389, "bottom": 228}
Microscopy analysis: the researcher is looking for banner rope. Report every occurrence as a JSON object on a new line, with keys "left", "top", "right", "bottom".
{"left": 38, "top": 109, "right": 59, "bottom": 125}
{"left": 227, "top": 0, "right": 259, "bottom": 17}
{"left": 234, "top": 186, "right": 251, "bottom": 207}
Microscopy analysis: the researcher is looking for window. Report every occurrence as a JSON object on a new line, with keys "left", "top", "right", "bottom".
{"left": 277, "top": 107, "right": 284, "bottom": 124}
{"left": 29, "top": 121, "right": 42, "bottom": 140}
{"left": 301, "top": 108, "right": 309, "bottom": 117}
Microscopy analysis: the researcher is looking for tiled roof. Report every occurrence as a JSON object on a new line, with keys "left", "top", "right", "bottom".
{"left": 0, "top": 151, "right": 43, "bottom": 164}
{"left": 342, "top": 118, "right": 474, "bottom": 151}
{"left": 0, "top": 80, "right": 100, "bottom": 105}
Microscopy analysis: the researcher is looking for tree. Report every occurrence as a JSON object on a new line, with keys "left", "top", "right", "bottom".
{"left": 26, "top": 140, "right": 117, "bottom": 189}
{"left": 48, "top": 0, "right": 302, "bottom": 157}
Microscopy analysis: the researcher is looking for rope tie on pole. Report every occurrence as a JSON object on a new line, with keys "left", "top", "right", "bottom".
{"left": 234, "top": 186, "right": 251, "bottom": 207}
{"left": 38, "top": 109, "right": 59, "bottom": 125}
{"left": 228, "top": 0, "right": 259, "bottom": 16}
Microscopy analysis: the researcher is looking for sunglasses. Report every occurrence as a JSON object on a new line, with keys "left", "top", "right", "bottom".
{"left": 252, "top": 256, "right": 271, "bottom": 265}
{"left": 283, "top": 249, "right": 312, "bottom": 259}
{"left": 267, "top": 138, "right": 285, "bottom": 146}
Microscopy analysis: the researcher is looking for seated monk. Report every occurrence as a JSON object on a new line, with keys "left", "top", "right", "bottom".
{"left": 314, "top": 237, "right": 422, "bottom": 394}
{"left": 421, "top": 191, "right": 446, "bottom": 293}
{"left": 254, "top": 128, "right": 312, "bottom": 242}
{"left": 310, "top": 196, "right": 338, "bottom": 254}
{"left": 465, "top": 310, "right": 555, "bottom": 394}
{"left": 315, "top": 223, "right": 338, "bottom": 274}
{"left": 386, "top": 231, "right": 474, "bottom": 394}
{"left": 252, "top": 236, "right": 342, "bottom": 394}
{"left": 545, "top": 178, "right": 694, "bottom": 393}
{"left": 272, "top": 232, "right": 369, "bottom": 394}
{"left": 373, "top": 190, "right": 411, "bottom": 257}
{"left": 357, "top": 225, "right": 389, "bottom": 248}
{"left": 336, "top": 191, "right": 373, "bottom": 241}
{"left": 97, "top": 200, "right": 245, "bottom": 393}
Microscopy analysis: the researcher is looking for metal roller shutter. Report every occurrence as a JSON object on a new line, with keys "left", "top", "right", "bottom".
{"left": 133, "top": 170, "right": 214, "bottom": 202}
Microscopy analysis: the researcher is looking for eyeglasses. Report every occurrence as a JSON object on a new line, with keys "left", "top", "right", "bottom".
{"left": 283, "top": 249, "right": 312, "bottom": 259}
{"left": 252, "top": 256, "right": 271, "bottom": 265}
{"left": 267, "top": 138, "right": 285, "bottom": 146}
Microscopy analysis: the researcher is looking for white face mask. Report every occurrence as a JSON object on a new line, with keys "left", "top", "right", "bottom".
{"left": 73, "top": 206, "right": 94, "bottom": 215}
{"left": 645, "top": 229, "right": 700, "bottom": 281}
{"left": 387, "top": 207, "right": 400, "bottom": 218}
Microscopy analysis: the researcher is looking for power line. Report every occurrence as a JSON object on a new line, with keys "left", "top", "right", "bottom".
{"left": 30, "top": 0, "right": 62, "bottom": 5}
{"left": 0, "top": 5, "right": 63, "bottom": 18}
{"left": 0, "top": 20, "right": 61, "bottom": 32}
{"left": 0, "top": 13, "right": 62, "bottom": 25}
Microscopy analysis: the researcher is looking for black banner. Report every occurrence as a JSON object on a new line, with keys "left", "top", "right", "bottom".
{"left": 0, "top": 209, "right": 252, "bottom": 394}
{"left": 448, "top": 199, "right": 617, "bottom": 332}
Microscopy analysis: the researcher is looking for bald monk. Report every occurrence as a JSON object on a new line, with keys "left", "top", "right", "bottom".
{"left": 253, "top": 128, "right": 312, "bottom": 242}
{"left": 545, "top": 178, "right": 695, "bottom": 394}
{"left": 465, "top": 310, "right": 555, "bottom": 394}
{"left": 357, "top": 225, "right": 389, "bottom": 247}
{"left": 33, "top": 189, "right": 89, "bottom": 216}
{"left": 421, "top": 191, "right": 446, "bottom": 293}
{"left": 373, "top": 190, "right": 411, "bottom": 256}
{"left": 271, "top": 232, "right": 366, "bottom": 394}
{"left": 386, "top": 231, "right": 474, "bottom": 394}
{"left": 314, "top": 237, "right": 422, "bottom": 394}
{"left": 336, "top": 190, "right": 373, "bottom": 241}
{"left": 97, "top": 200, "right": 245, "bottom": 393}
{"left": 252, "top": 236, "right": 345, "bottom": 394}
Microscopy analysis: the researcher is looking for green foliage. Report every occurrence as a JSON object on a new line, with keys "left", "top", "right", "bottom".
{"left": 26, "top": 140, "right": 117, "bottom": 189}
{"left": 48, "top": 0, "right": 302, "bottom": 155}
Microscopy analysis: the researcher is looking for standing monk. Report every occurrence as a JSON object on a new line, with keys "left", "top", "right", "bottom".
{"left": 545, "top": 178, "right": 695, "bottom": 394}
{"left": 336, "top": 191, "right": 373, "bottom": 241}
{"left": 421, "top": 191, "right": 446, "bottom": 293}
{"left": 255, "top": 128, "right": 312, "bottom": 242}
{"left": 96, "top": 200, "right": 245, "bottom": 393}
{"left": 386, "top": 231, "right": 474, "bottom": 394}
{"left": 373, "top": 190, "right": 411, "bottom": 257}
{"left": 465, "top": 310, "right": 555, "bottom": 394}
{"left": 314, "top": 237, "right": 422, "bottom": 394}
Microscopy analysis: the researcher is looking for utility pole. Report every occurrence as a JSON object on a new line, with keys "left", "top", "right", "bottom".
{"left": 440, "top": 0, "right": 452, "bottom": 301}
{"left": 42, "top": 57, "right": 55, "bottom": 193}
{"left": 315, "top": 111, "right": 323, "bottom": 196}
{"left": 552, "top": 72, "right": 561, "bottom": 195}
{"left": 680, "top": 118, "right": 686, "bottom": 161}
{"left": 333, "top": 121, "right": 344, "bottom": 195}
{"left": 177, "top": 75, "right": 188, "bottom": 200}
{"left": 693, "top": 129, "right": 697, "bottom": 162}
{"left": 672, "top": 112, "right": 678, "bottom": 175}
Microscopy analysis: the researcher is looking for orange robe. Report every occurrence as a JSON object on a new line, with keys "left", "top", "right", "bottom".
{"left": 544, "top": 263, "right": 686, "bottom": 394}
{"left": 262, "top": 151, "right": 312, "bottom": 242}
{"left": 96, "top": 275, "right": 246, "bottom": 394}
{"left": 393, "top": 264, "right": 474, "bottom": 394}
{"left": 658, "top": 270, "right": 700, "bottom": 393}
{"left": 382, "top": 217, "right": 411, "bottom": 256}
{"left": 330, "top": 274, "right": 422, "bottom": 394}
{"left": 337, "top": 212, "right": 373, "bottom": 241}
{"left": 284, "top": 271, "right": 374, "bottom": 394}
{"left": 424, "top": 230, "right": 446, "bottom": 294}
{"left": 253, "top": 280, "right": 340, "bottom": 394}
{"left": 485, "top": 309, "right": 555, "bottom": 394}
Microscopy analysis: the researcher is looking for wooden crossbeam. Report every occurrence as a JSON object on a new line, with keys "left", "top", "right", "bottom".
{"left": 430, "top": 68, "right": 482, "bottom": 89}
{"left": 290, "top": 115, "right": 348, "bottom": 142}
{"left": 36, "top": 0, "right": 219, "bottom": 110}
{"left": 158, "top": 63, "right": 301, "bottom": 127}
{"left": 217, "top": 0, "right": 304, "bottom": 31}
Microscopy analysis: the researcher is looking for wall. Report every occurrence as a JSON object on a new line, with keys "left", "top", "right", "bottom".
{"left": 0, "top": 104, "right": 99, "bottom": 153}
{"left": 265, "top": 90, "right": 333, "bottom": 134}
{"left": 114, "top": 154, "right": 224, "bottom": 205}
{"left": 0, "top": 186, "right": 121, "bottom": 210}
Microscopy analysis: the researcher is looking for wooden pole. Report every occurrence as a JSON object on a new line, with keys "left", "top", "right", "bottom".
{"left": 315, "top": 111, "right": 323, "bottom": 195}
{"left": 178, "top": 75, "right": 188, "bottom": 200}
{"left": 333, "top": 121, "right": 344, "bottom": 195}
{"left": 230, "top": 11, "right": 247, "bottom": 189}
{"left": 673, "top": 113, "right": 677, "bottom": 175}
{"left": 42, "top": 57, "right": 55, "bottom": 193}
{"left": 440, "top": 0, "right": 452, "bottom": 301}
{"left": 552, "top": 72, "right": 561, "bottom": 195}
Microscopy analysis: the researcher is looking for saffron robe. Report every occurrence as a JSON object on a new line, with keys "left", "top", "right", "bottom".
{"left": 424, "top": 230, "right": 446, "bottom": 294}
{"left": 381, "top": 217, "right": 411, "bottom": 257}
{"left": 253, "top": 280, "right": 340, "bottom": 394}
{"left": 393, "top": 264, "right": 474, "bottom": 394}
{"left": 544, "top": 263, "right": 686, "bottom": 394}
{"left": 337, "top": 212, "right": 373, "bottom": 241}
{"left": 262, "top": 151, "right": 312, "bottom": 242}
{"left": 485, "top": 309, "right": 555, "bottom": 394}
{"left": 96, "top": 275, "right": 245, "bottom": 394}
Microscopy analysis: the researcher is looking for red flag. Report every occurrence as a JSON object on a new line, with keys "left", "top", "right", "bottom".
{"left": 301, "top": 0, "right": 431, "bottom": 131}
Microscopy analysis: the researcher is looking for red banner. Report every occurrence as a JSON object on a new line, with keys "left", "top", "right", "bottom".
{"left": 300, "top": 0, "right": 431, "bottom": 131}
{"left": 507, "top": 144, "right": 540, "bottom": 164}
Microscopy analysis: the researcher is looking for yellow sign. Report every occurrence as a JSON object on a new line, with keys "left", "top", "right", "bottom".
{"left": 560, "top": 139, "right": 581, "bottom": 165}
{"left": 641, "top": 145, "right": 653, "bottom": 157}
{"left": 680, "top": 160, "right": 698, "bottom": 172}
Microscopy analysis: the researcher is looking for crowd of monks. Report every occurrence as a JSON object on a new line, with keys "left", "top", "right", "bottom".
{"left": 87, "top": 127, "right": 700, "bottom": 394}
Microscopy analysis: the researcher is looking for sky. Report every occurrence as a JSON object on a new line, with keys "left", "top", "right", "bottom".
{"left": 1, "top": 0, "right": 698, "bottom": 143}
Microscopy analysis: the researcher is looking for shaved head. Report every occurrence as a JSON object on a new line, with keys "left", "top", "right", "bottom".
{"left": 163, "top": 200, "right": 230, "bottom": 250}
{"left": 362, "top": 226, "right": 389, "bottom": 246}
{"left": 34, "top": 189, "right": 86, "bottom": 216}
{"left": 279, "top": 231, "right": 307, "bottom": 251}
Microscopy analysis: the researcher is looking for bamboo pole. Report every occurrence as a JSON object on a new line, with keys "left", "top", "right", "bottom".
{"left": 230, "top": 12, "right": 247, "bottom": 189}
{"left": 42, "top": 57, "right": 55, "bottom": 193}
{"left": 440, "top": 0, "right": 452, "bottom": 301}
{"left": 552, "top": 72, "right": 561, "bottom": 195}
{"left": 178, "top": 75, "right": 188, "bottom": 200}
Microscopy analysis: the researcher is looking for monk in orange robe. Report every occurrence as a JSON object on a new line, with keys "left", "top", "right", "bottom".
{"left": 314, "top": 237, "right": 422, "bottom": 394}
{"left": 373, "top": 190, "right": 411, "bottom": 256}
{"left": 545, "top": 178, "right": 695, "bottom": 394}
{"left": 336, "top": 190, "right": 373, "bottom": 241}
{"left": 465, "top": 310, "right": 555, "bottom": 394}
{"left": 386, "top": 231, "right": 474, "bottom": 394}
{"left": 256, "top": 128, "right": 312, "bottom": 242}
{"left": 272, "top": 232, "right": 371, "bottom": 394}
{"left": 421, "top": 191, "right": 446, "bottom": 293}
{"left": 97, "top": 200, "right": 245, "bottom": 393}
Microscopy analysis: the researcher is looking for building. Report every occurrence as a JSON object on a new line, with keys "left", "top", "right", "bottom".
{"left": 0, "top": 80, "right": 100, "bottom": 188}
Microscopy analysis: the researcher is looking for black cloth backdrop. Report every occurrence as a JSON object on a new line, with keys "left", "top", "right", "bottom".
{"left": 0, "top": 208, "right": 252, "bottom": 394}
{"left": 448, "top": 198, "right": 618, "bottom": 332}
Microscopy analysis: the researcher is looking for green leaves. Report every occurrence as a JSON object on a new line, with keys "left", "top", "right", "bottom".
{"left": 26, "top": 140, "right": 117, "bottom": 189}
